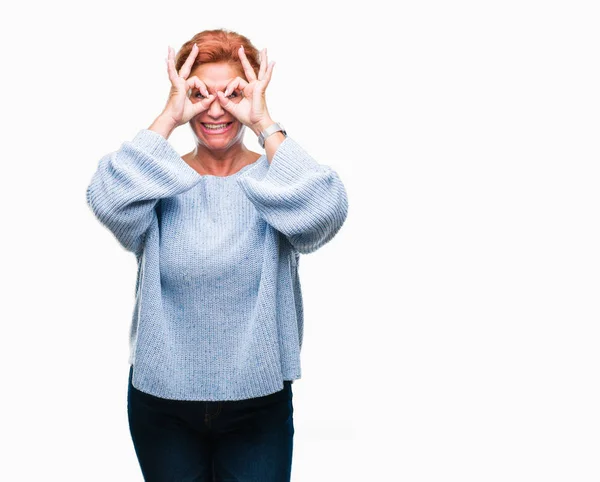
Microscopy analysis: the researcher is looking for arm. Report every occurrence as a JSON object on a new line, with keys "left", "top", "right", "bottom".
{"left": 86, "top": 128, "right": 201, "bottom": 256}
{"left": 237, "top": 137, "right": 349, "bottom": 254}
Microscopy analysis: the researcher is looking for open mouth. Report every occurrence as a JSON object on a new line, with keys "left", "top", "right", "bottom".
{"left": 200, "top": 122, "right": 234, "bottom": 134}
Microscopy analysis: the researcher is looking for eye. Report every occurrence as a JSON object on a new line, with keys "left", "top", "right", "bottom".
{"left": 227, "top": 91, "right": 239, "bottom": 99}
{"left": 194, "top": 92, "right": 207, "bottom": 99}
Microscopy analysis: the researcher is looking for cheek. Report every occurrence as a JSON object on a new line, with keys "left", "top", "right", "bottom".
{"left": 232, "top": 123, "right": 246, "bottom": 141}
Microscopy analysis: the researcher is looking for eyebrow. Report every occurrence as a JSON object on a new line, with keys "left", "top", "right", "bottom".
{"left": 194, "top": 81, "right": 234, "bottom": 92}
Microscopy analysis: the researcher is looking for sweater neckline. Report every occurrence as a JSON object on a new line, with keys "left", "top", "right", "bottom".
{"left": 199, "top": 155, "right": 265, "bottom": 180}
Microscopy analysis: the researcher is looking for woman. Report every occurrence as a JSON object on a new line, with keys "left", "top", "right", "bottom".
{"left": 86, "top": 29, "right": 348, "bottom": 481}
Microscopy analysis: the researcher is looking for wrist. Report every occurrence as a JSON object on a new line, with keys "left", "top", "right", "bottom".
{"left": 256, "top": 121, "right": 287, "bottom": 149}
{"left": 251, "top": 118, "right": 275, "bottom": 137}
{"left": 149, "top": 114, "right": 178, "bottom": 140}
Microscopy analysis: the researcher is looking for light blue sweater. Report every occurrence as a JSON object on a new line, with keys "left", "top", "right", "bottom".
{"left": 86, "top": 129, "right": 349, "bottom": 401}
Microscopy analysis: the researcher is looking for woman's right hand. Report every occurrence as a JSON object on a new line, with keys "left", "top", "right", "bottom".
{"left": 159, "top": 44, "right": 215, "bottom": 128}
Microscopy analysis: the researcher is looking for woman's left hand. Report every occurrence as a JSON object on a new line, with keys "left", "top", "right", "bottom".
{"left": 216, "top": 46, "right": 275, "bottom": 135}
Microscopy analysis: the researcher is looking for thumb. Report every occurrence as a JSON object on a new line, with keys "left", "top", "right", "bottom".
{"left": 192, "top": 94, "right": 215, "bottom": 116}
{"left": 216, "top": 91, "right": 237, "bottom": 116}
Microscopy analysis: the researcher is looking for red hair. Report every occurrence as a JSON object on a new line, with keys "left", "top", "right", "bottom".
{"left": 175, "top": 29, "right": 260, "bottom": 80}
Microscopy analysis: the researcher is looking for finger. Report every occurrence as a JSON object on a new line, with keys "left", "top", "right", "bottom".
{"left": 193, "top": 94, "right": 216, "bottom": 115}
{"left": 252, "top": 82, "right": 266, "bottom": 112}
{"left": 224, "top": 76, "right": 249, "bottom": 97}
{"left": 165, "top": 46, "right": 182, "bottom": 87}
{"left": 216, "top": 91, "right": 238, "bottom": 116}
{"left": 178, "top": 43, "right": 199, "bottom": 79}
{"left": 238, "top": 45, "right": 257, "bottom": 82}
{"left": 258, "top": 49, "right": 268, "bottom": 81}
{"left": 263, "top": 61, "right": 275, "bottom": 86}
{"left": 186, "top": 75, "right": 210, "bottom": 98}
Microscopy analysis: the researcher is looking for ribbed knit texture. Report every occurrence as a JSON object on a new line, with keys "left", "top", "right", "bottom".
{"left": 86, "top": 129, "right": 349, "bottom": 401}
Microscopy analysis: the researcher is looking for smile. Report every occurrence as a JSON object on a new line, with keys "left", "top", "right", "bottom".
{"left": 200, "top": 122, "right": 234, "bottom": 134}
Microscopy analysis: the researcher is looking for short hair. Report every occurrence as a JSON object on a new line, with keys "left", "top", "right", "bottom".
{"left": 175, "top": 29, "right": 261, "bottom": 80}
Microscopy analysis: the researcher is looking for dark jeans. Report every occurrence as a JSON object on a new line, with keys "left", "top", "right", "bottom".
{"left": 126, "top": 365, "right": 294, "bottom": 482}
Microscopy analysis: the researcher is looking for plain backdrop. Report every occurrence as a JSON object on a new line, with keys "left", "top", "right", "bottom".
{"left": 1, "top": 0, "right": 599, "bottom": 480}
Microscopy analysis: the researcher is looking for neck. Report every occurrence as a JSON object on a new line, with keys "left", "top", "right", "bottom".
{"left": 186, "top": 142, "right": 257, "bottom": 177}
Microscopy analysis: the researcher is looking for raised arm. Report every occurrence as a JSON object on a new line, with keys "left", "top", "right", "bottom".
{"left": 86, "top": 44, "right": 220, "bottom": 256}
{"left": 216, "top": 46, "right": 349, "bottom": 253}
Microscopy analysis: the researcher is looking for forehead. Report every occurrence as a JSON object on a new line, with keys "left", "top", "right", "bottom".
{"left": 190, "top": 62, "right": 243, "bottom": 90}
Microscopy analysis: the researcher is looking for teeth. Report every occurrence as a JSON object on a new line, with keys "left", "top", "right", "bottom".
{"left": 203, "top": 123, "right": 230, "bottom": 129}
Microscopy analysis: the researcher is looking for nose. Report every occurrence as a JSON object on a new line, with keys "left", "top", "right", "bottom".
{"left": 207, "top": 95, "right": 225, "bottom": 118}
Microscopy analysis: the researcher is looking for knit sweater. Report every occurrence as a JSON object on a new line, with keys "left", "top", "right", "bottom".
{"left": 86, "top": 129, "right": 349, "bottom": 401}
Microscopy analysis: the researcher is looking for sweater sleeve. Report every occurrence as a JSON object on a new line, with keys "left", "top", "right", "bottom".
{"left": 86, "top": 129, "right": 202, "bottom": 257}
{"left": 236, "top": 137, "right": 349, "bottom": 254}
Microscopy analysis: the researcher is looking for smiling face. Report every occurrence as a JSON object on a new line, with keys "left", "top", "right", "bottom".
{"left": 188, "top": 62, "right": 245, "bottom": 152}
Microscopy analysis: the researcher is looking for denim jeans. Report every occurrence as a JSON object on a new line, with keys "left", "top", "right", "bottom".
{"left": 126, "top": 365, "right": 294, "bottom": 482}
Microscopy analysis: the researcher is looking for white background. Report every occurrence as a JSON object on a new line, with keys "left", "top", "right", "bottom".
{"left": 1, "top": 0, "right": 599, "bottom": 480}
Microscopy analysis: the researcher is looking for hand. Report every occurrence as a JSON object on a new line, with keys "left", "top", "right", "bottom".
{"left": 159, "top": 45, "right": 216, "bottom": 128}
{"left": 216, "top": 46, "right": 276, "bottom": 135}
